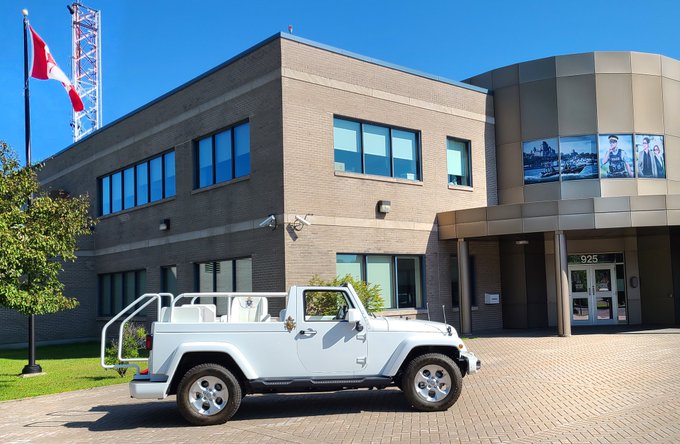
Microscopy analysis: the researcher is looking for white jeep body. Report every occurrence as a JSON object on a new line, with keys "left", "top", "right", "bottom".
{"left": 102, "top": 285, "right": 480, "bottom": 425}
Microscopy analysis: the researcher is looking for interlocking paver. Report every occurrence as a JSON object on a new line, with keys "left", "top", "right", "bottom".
{"left": 2, "top": 327, "right": 680, "bottom": 443}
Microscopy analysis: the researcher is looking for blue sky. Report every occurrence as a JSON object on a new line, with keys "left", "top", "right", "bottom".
{"left": 2, "top": 0, "right": 680, "bottom": 164}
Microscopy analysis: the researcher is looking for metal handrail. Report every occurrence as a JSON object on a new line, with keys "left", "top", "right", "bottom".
{"left": 100, "top": 292, "right": 173, "bottom": 373}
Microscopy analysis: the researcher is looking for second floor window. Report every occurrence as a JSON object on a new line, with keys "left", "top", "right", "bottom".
{"left": 195, "top": 121, "right": 250, "bottom": 189}
{"left": 100, "top": 151, "right": 175, "bottom": 216}
{"left": 334, "top": 117, "right": 420, "bottom": 181}
{"left": 447, "top": 138, "right": 471, "bottom": 187}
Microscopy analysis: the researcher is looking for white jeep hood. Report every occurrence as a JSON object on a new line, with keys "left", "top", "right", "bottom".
{"left": 371, "top": 317, "right": 453, "bottom": 335}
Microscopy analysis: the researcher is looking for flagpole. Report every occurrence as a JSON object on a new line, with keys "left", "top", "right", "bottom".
{"left": 21, "top": 8, "right": 42, "bottom": 376}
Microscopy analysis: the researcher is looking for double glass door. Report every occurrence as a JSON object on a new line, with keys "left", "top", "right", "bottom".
{"left": 568, "top": 264, "right": 618, "bottom": 325}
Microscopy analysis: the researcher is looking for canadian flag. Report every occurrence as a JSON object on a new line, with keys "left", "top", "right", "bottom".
{"left": 29, "top": 25, "right": 84, "bottom": 112}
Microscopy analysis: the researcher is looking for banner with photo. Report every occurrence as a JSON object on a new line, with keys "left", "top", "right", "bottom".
{"left": 523, "top": 138, "right": 559, "bottom": 184}
{"left": 599, "top": 134, "right": 634, "bottom": 178}
{"left": 559, "top": 135, "right": 598, "bottom": 181}
{"left": 635, "top": 134, "right": 665, "bottom": 178}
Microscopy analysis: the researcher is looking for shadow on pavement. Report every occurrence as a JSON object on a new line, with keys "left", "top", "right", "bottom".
{"left": 58, "top": 389, "right": 411, "bottom": 431}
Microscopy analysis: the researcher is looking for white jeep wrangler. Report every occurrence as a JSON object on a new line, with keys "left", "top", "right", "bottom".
{"left": 101, "top": 284, "right": 480, "bottom": 426}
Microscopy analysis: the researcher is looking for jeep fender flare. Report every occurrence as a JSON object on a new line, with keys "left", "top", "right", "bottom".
{"left": 167, "top": 342, "right": 258, "bottom": 380}
{"left": 380, "top": 336, "right": 460, "bottom": 376}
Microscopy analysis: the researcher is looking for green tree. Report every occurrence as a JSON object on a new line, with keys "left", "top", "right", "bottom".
{"left": 0, "top": 141, "right": 95, "bottom": 315}
{"left": 308, "top": 274, "right": 385, "bottom": 313}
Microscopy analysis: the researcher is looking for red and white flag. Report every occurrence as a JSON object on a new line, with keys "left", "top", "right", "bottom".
{"left": 29, "top": 25, "right": 84, "bottom": 112}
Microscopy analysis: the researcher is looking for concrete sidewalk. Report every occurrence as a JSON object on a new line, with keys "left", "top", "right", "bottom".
{"left": 2, "top": 327, "right": 680, "bottom": 443}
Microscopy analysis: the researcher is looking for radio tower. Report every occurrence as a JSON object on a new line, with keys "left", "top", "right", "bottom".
{"left": 68, "top": 2, "right": 101, "bottom": 142}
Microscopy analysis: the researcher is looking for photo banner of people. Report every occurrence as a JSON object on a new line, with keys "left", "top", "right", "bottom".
{"left": 559, "top": 135, "right": 598, "bottom": 181}
{"left": 599, "top": 134, "right": 634, "bottom": 178}
{"left": 635, "top": 134, "right": 665, "bottom": 178}
{"left": 523, "top": 138, "right": 559, "bottom": 184}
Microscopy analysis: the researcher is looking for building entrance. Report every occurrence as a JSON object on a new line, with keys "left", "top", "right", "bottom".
{"left": 567, "top": 253, "right": 627, "bottom": 325}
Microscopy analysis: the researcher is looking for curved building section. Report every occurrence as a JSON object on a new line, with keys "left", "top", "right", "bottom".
{"left": 439, "top": 52, "right": 680, "bottom": 333}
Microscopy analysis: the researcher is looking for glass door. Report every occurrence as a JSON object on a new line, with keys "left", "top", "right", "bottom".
{"left": 594, "top": 265, "right": 617, "bottom": 323}
{"left": 568, "top": 264, "right": 618, "bottom": 325}
{"left": 569, "top": 266, "right": 590, "bottom": 323}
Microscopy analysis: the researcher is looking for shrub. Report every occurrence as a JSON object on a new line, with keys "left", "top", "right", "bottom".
{"left": 104, "top": 322, "right": 146, "bottom": 377}
{"left": 309, "top": 274, "right": 384, "bottom": 313}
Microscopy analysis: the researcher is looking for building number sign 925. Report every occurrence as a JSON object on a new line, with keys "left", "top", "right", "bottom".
{"left": 580, "top": 254, "right": 598, "bottom": 264}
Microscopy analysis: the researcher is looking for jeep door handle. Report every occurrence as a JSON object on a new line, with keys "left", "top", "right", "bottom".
{"left": 299, "top": 329, "right": 317, "bottom": 336}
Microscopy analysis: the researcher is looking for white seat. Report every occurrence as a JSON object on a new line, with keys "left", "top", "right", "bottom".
{"left": 191, "top": 304, "right": 217, "bottom": 322}
{"left": 171, "top": 306, "right": 202, "bottom": 323}
{"left": 230, "top": 297, "right": 268, "bottom": 322}
{"left": 279, "top": 309, "right": 286, "bottom": 321}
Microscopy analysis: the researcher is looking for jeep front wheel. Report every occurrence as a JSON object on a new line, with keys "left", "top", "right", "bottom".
{"left": 403, "top": 353, "right": 463, "bottom": 411}
{"left": 177, "top": 363, "right": 242, "bottom": 426}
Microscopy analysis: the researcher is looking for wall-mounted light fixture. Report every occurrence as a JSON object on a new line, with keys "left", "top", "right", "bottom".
{"left": 290, "top": 214, "right": 312, "bottom": 231}
{"left": 159, "top": 219, "right": 170, "bottom": 231}
{"left": 378, "top": 200, "right": 391, "bottom": 213}
{"left": 515, "top": 240, "right": 529, "bottom": 245}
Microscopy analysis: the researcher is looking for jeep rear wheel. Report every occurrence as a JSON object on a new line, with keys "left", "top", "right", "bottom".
{"left": 403, "top": 353, "right": 462, "bottom": 411}
{"left": 177, "top": 363, "right": 242, "bottom": 426}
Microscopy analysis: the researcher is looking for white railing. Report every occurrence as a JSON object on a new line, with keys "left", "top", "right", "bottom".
{"left": 100, "top": 292, "right": 288, "bottom": 373}
{"left": 100, "top": 293, "right": 173, "bottom": 373}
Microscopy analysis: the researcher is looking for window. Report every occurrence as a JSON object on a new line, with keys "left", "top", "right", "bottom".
{"left": 195, "top": 121, "right": 250, "bottom": 189}
{"left": 447, "top": 138, "right": 471, "bottom": 187}
{"left": 196, "top": 258, "right": 252, "bottom": 315}
{"left": 98, "top": 150, "right": 176, "bottom": 216}
{"left": 123, "top": 168, "right": 135, "bottom": 209}
{"left": 111, "top": 172, "right": 122, "bottom": 212}
{"left": 303, "top": 290, "right": 354, "bottom": 321}
{"left": 333, "top": 117, "right": 420, "bottom": 181}
{"left": 336, "top": 254, "right": 424, "bottom": 309}
{"left": 161, "top": 266, "right": 177, "bottom": 307}
{"left": 98, "top": 269, "right": 147, "bottom": 316}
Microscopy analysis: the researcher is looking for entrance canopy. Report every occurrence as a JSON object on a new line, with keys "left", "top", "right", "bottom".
{"left": 438, "top": 194, "right": 680, "bottom": 240}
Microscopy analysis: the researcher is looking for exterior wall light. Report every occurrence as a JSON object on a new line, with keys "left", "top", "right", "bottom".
{"left": 159, "top": 219, "right": 170, "bottom": 231}
{"left": 378, "top": 200, "right": 391, "bottom": 213}
{"left": 515, "top": 240, "right": 529, "bottom": 245}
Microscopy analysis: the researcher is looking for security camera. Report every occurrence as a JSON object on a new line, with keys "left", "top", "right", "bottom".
{"left": 295, "top": 215, "right": 311, "bottom": 226}
{"left": 259, "top": 214, "right": 277, "bottom": 229}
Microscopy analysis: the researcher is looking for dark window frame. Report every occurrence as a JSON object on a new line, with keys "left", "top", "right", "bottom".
{"left": 98, "top": 269, "right": 147, "bottom": 316}
{"left": 335, "top": 253, "right": 425, "bottom": 309}
{"left": 446, "top": 136, "right": 472, "bottom": 187}
{"left": 97, "top": 149, "right": 176, "bottom": 216}
{"left": 194, "top": 120, "right": 250, "bottom": 189}
{"left": 333, "top": 116, "right": 422, "bottom": 181}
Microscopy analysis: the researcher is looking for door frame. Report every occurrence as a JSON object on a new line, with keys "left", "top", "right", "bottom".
{"left": 568, "top": 263, "right": 618, "bottom": 325}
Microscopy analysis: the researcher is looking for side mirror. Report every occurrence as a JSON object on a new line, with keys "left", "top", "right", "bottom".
{"left": 347, "top": 308, "right": 364, "bottom": 332}
{"left": 347, "top": 308, "right": 361, "bottom": 322}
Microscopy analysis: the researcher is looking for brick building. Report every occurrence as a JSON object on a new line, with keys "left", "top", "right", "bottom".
{"left": 2, "top": 33, "right": 680, "bottom": 346}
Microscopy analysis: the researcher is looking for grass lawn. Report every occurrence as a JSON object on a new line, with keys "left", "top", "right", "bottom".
{"left": 0, "top": 342, "right": 138, "bottom": 401}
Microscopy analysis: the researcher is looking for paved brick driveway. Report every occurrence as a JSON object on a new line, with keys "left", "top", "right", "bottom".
{"left": 2, "top": 327, "right": 680, "bottom": 443}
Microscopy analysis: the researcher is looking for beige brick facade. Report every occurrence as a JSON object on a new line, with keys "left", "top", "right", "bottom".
{"left": 2, "top": 33, "right": 502, "bottom": 346}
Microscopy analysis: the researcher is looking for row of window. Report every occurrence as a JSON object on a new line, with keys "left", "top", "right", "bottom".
{"left": 98, "top": 259, "right": 252, "bottom": 316}
{"left": 523, "top": 133, "right": 667, "bottom": 184}
{"left": 100, "top": 152, "right": 176, "bottom": 215}
{"left": 97, "top": 254, "right": 427, "bottom": 316}
{"left": 98, "top": 117, "right": 473, "bottom": 216}
{"left": 98, "top": 122, "right": 251, "bottom": 217}
{"left": 333, "top": 117, "right": 473, "bottom": 187}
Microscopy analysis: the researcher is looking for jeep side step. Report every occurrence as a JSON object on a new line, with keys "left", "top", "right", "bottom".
{"left": 249, "top": 376, "right": 393, "bottom": 393}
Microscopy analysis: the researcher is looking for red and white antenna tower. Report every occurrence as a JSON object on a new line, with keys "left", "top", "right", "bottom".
{"left": 68, "top": 2, "right": 101, "bottom": 142}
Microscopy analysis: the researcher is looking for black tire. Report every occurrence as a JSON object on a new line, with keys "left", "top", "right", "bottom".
{"left": 402, "top": 353, "right": 463, "bottom": 412}
{"left": 176, "top": 363, "right": 242, "bottom": 426}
